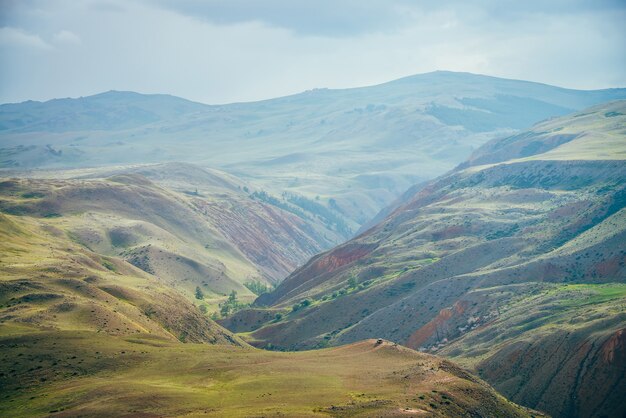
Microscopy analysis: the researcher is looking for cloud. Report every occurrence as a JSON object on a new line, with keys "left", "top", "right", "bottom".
{"left": 53, "top": 29, "right": 81, "bottom": 44}
{"left": 0, "top": 26, "right": 52, "bottom": 50}
{"left": 0, "top": 0, "right": 624, "bottom": 104}
{"left": 146, "top": 0, "right": 413, "bottom": 37}
{"left": 145, "top": 0, "right": 626, "bottom": 37}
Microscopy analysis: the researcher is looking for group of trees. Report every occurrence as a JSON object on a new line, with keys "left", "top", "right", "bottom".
{"left": 248, "top": 189, "right": 351, "bottom": 236}
{"left": 219, "top": 290, "right": 247, "bottom": 317}
{"left": 244, "top": 280, "right": 273, "bottom": 296}
{"left": 292, "top": 299, "right": 311, "bottom": 312}
{"left": 195, "top": 288, "right": 248, "bottom": 318}
{"left": 196, "top": 281, "right": 275, "bottom": 319}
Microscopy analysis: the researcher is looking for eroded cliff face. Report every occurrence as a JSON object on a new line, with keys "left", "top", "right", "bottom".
{"left": 475, "top": 325, "right": 626, "bottom": 418}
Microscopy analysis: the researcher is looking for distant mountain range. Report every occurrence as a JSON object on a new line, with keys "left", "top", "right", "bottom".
{"left": 3, "top": 71, "right": 626, "bottom": 235}
{"left": 224, "top": 100, "right": 626, "bottom": 418}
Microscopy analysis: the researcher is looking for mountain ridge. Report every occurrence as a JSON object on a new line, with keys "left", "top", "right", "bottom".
{"left": 6, "top": 70, "right": 625, "bottom": 107}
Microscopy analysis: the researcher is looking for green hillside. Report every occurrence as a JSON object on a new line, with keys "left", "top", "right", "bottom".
{"left": 0, "top": 211, "right": 242, "bottom": 344}
{"left": 0, "top": 333, "right": 541, "bottom": 417}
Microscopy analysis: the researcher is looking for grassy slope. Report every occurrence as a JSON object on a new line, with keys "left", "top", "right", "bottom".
{"left": 0, "top": 212, "right": 242, "bottom": 345}
{"left": 463, "top": 100, "right": 626, "bottom": 166}
{"left": 232, "top": 102, "right": 626, "bottom": 417}
{"left": 0, "top": 332, "right": 542, "bottom": 418}
{"left": 3, "top": 72, "right": 625, "bottom": 233}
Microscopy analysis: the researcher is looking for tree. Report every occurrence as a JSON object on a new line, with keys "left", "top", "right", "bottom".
{"left": 228, "top": 290, "right": 237, "bottom": 303}
{"left": 348, "top": 276, "right": 358, "bottom": 288}
{"left": 220, "top": 304, "right": 231, "bottom": 317}
{"left": 199, "top": 304, "right": 208, "bottom": 314}
{"left": 195, "top": 286, "right": 204, "bottom": 300}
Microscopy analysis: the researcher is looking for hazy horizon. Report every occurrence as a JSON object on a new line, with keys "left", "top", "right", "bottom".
{"left": 2, "top": 69, "right": 625, "bottom": 107}
{"left": 1, "top": 0, "right": 625, "bottom": 104}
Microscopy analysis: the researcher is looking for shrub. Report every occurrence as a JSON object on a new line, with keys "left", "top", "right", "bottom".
{"left": 292, "top": 299, "right": 312, "bottom": 312}
{"left": 102, "top": 260, "right": 116, "bottom": 271}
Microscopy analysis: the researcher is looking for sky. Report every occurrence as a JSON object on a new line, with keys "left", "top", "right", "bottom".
{"left": 0, "top": 0, "right": 625, "bottom": 104}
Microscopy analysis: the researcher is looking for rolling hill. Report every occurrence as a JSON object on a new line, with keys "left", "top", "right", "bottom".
{"left": 0, "top": 163, "right": 345, "bottom": 311}
{"left": 0, "top": 210, "right": 242, "bottom": 345}
{"left": 227, "top": 100, "right": 626, "bottom": 417}
{"left": 3, "top": 71, "right": 625, "bottom": 234}
{"left": 0, "top": 90, "right": 207, "bottom": 132}
{"left": 0, "top": 333, "right": 542, "bottom": 417}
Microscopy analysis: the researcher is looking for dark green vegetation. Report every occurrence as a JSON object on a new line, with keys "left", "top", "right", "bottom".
{"left": 3, "top": 71, "right": 625, "bottom": 234}
{"left": 234, "top": 101, "right": 626, "bottom": 417}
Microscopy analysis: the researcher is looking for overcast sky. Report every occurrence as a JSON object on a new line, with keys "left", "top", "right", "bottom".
{"left": 1, "top": 0, "right": 625, "bottom": 104}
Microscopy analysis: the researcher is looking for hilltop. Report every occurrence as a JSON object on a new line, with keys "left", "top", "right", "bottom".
{"left": 1, "top": 334, "right": 542, "bottom": 417}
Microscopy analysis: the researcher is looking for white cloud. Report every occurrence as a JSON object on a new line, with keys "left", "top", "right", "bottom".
{"left": 0, "top": 26, "right": 52, "bottom": 50}
{"left": 53, "top": 29, "right": 81, "bottom": 45}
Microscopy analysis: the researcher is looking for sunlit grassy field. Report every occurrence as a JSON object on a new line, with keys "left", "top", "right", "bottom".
{"left": 0, "top": 331, "right": 540, "bottom": 417}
